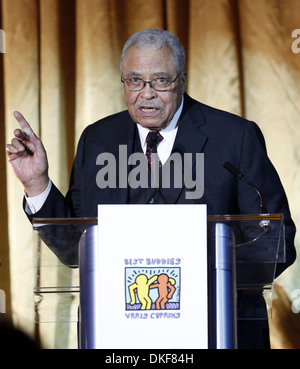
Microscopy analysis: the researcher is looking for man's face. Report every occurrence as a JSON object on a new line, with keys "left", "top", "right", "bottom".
{"left": 121, "top": 46, "right": 186, "bottom": 131}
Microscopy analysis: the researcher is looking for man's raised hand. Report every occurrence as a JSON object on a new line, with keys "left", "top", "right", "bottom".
{"left": 6, "top": 111, "right": 49, "bottom": 197}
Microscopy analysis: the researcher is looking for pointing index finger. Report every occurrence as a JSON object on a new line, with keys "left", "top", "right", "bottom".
{"left": 13, "top": 111, "right": 34, "bottom": 138}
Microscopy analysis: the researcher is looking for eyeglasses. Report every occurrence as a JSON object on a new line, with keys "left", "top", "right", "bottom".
{"left": 121, "top": 73, "right": 180, "bottom": 92}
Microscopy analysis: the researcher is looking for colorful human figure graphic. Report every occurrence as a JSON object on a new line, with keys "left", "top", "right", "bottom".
{"left": 128, "top": 274, "right": 158, "bottom": 310}
{"left": 128, "top": 272, "right": 177, "bottom": 310}
{"left": 150, "top": 274, "right": 176, "bottom": 309}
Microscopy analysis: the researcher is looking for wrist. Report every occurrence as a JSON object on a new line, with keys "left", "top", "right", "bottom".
{"left": 24, "top": 176, "right": 50, "bottom": 197}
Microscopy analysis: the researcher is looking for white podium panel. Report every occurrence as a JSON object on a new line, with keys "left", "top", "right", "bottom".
{"left": 90, "top": 204, "right": 208, "bottom": 349}
{"left": 33, "top": 212, "right": 284, "bottom": 349}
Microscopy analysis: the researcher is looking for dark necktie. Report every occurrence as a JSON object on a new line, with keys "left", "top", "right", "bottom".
{"left": 146, "top": 131, "right": 163, "bottom": 171}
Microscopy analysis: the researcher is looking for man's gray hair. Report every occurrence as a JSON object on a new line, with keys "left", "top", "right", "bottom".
{"left": 120, "top": 29, "right": 185, "bottom": 73}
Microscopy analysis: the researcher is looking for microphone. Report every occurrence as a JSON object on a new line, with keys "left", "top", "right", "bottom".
{"left": 223, "top": 161, "right": 269, "bottom": 221}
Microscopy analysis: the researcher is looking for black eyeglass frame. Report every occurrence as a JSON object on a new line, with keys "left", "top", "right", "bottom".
{"left": 121, "top": 73, "right": 181, "bottom": 92}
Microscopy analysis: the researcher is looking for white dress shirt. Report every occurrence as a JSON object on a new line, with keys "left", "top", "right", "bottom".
{"left": 137, "top": 95, "right": 183, "bottom": 165}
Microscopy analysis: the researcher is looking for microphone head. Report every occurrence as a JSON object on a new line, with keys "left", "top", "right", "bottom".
{"left": 223, "top": 162, "right": 243, "bottom": 179}
{"left": 223, "top": 161, "right": 268, "bottom": 215}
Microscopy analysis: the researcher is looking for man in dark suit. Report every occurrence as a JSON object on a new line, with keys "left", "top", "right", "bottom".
{"left": 6, "top": 29, "right": 296, "bottom": 348}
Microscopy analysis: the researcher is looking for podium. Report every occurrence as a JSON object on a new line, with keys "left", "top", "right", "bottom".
{"left": 32, "top": 210, "right": 285, "bottom": 349}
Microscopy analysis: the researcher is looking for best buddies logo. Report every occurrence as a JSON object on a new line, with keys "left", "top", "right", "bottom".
{"left": 124, "top": 258, "right": 182, "bottom": 320}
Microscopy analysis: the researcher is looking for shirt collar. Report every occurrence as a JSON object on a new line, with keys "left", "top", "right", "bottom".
{"left": 137, "top": 95, "right": 184, "bottom": 149}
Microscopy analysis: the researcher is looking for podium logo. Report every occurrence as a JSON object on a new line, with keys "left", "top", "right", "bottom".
{"left": 0, "top": 289, "right": 5, "bottom": 313}
{"left": 0, "top": 29, "right": 5, "bottom": 54}
{"left": 125, "top": 266, "right": 181, "bottom": 316}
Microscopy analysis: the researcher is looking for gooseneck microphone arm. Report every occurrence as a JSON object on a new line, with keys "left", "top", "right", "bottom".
{"left": 223, "top": 161, "right": 268, "bottom": 214}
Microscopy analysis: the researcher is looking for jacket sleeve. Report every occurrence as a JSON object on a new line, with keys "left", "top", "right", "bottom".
{"left": 237, "top": 121, "right": 296, "bottom": 276}
{"left": 23, "top": 126, "right": 90, "bottom": 221}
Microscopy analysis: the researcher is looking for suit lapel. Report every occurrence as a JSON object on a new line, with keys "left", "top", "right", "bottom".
{"left": 99, "top": 94, "right": 208, "bottom": 204}
{"left": 163, "top": 94, "right": 208, "bottom": 203}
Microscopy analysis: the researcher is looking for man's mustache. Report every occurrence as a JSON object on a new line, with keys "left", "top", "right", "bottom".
{"left": 136, "top": 101, "right": 163, "bottom": 109}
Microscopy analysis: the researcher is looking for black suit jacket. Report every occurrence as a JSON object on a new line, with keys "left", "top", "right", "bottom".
{"left": 31, "top": 94, "right": 295, "bottom": 265}
{"left": 28, "top": 93, "right": 296, "bottom": 348}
